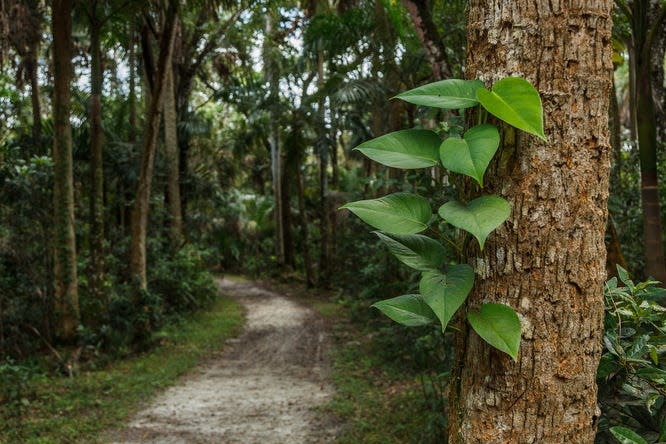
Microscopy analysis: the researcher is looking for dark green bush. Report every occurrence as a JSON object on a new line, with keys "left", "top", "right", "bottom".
{"left": 596, "top": 267, "right": 666, "bottom": 444}
{"left": 149, "top": 244, "right": 218, "bottom": 314}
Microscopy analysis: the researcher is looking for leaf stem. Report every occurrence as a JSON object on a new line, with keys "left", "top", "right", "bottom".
{"left": 428, "top": 225, "right": 462, "bottom": 256}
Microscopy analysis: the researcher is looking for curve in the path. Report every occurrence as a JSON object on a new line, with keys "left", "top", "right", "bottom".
{"left": 111, "top": 277, "right": 336, "bottom": 444}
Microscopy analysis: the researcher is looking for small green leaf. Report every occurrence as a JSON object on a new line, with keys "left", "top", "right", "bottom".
{"left": 419, "top": 265, "right": 475, "bottom": 331}
{"left": 467, "top": 303, "right": 521, "bottom": 361}
{"left": 438, "top": 196, "right": 510, "bottom": 250}
{"left": 650, "top": 345, "right": 659, "bottom": 365}
{"left": 341, "top": 193, "right": 431, "bottom": 234}
{"left": 596, "top": 354, "right": 615, "bottom": 379}
{"left": 476, "top": 77, "right": 546, "bottom": 141}
{"left": 394, "top": 79, "right": 485, "bottom": 109}
{"left": 372, "top": 294, "right": 437, "bottom": 327}
{"left": 355, "top": 129, "right": 441, "bottom": 169}
{"left": 439, "top": 124, "right": 500, "bottom": 186}
{"left": 374, "top": 232, "right": 446, "bottom": 271}
{"left": 609, "top": 426, "right": 649, "bottom": 444}
{"left": 616, "top": 265, "right": 635, "bottom": 291}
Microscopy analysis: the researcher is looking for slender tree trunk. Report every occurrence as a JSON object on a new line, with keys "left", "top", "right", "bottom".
{"left": 124, "top": 25, "right": 137, "bottom": 235}
{"left": 401, "top": 0, "right": 451, "bottom": 80}
{"left": 26, "top": 47, "right": 41, "bottom": 153}
{"left": 628, "top": 44, "right": 638, "bottom": 143}
{"left": 449, "top": 2, "right": 613, "bottom": 443}
{"left": 651, "top": 5, "right": 666, "bottom": 145}
{"left": 52, "top": 0, "right": 79, "bottom": 342}
{"left": 296, "top": 156, "right": 315, "bottom": 288}
{"left": 607, "top": 79, "right": 627, "bottom": 278}
{"left": 281, "top": 154, "right": 294, "bottom": 269}
{"left": 632, "top": 0, "right": 666, "bottom": 282}
{"left": 129, "top": 8, "right": 178, "bottom": 290}
{"left": 636, "top": 66, "right": 666, "bottom": 282}
{"left": 128, "top": 26, "right": 137, "bottom": 144}
{"left": 163, "top": 60, "right": 184, "bottom": 245}
{"left": 265, "top": 12, "right": 285, "bottom": 267}
{"left": 317, "top": 52, "right": 330, "bottom": 287}
{"left": 88, "top": 4, "right": 105, "bottom": 305}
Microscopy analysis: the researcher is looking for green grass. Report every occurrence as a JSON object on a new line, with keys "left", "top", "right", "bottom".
{"left": 305, "top": 294, "right": 448, "bottom": 444}
{"left": 0, "top": 296, "right": 244, "bottom": 444}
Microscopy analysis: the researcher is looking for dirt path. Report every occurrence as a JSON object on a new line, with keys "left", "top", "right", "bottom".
{"left": 111, "top": 277, "right": 337, "bottom": 443}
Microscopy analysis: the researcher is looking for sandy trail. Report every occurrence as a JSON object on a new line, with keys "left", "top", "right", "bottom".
{"left": 110, "top": 277, "right": 337, "bottom": 444}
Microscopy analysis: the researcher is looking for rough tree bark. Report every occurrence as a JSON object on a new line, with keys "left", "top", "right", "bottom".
{"left": 449, "top": 2, "right": 613, "bottom": 443}
{"left": 129, "top": 6, "right": 178, "bottom": 290}
{"left": 52, "top": 0, "right": 80, "bottom": 342}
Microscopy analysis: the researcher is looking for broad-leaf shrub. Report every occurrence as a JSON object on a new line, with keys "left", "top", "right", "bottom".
{"left": 597, "top": 267, "right": 666, "bottom": 444}
{"left": 342, "top": 77, "right": 547, "bottom": 360}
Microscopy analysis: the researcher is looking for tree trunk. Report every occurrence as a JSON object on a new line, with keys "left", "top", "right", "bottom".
{"left": 401, "top": 0, "right": 451, "bottom": 80}
{"left": 88, "top": 4, "right": 106, "bottom": 306}
{"left": 163, "top": 60, "right": 184, "bottom": 246}
{"left": 317, "top": 52, "right": 330, "bottom": 287}
{"left": 264, "top": 10, "right": 285, "bottom": 267}
{"left": 128, "top": 26, "right": 137, "bottom": 144}
{"left": 449, "top": 2, "right": 613, "bottom": 443}
{"left": 296, "top": 156, "right": 315, "bottom": 288}
{"left": 607, "top": 79, "right": 627, "bottom": 278}
{"left": 26, "top": 48, "right": 41, "bottom": 153}
{"left": 633, "top": 0, "right": 666, "bottom": 282}
{"left": 52, "top": 0, "right": 79, "bottom": 342}
{"left": 651, "top": 3, "right": 666, "bottom": 146}
{"left": 129, "top": 7, "right": 178, "bottom": 290}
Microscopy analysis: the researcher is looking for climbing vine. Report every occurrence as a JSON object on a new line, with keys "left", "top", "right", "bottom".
{"left": 342, "top": 77, "right": 546, "bottom": 361}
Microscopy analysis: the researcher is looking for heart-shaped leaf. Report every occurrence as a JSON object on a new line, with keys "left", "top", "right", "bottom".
{"left": 341, "top": 193, "right": 431, "bottom": 234}
{"left": 419, "top": 265, "right": 475, "bottom": 331}
{"left": 609, "top": 426, "right": 649, "bottom": 444}
{"left": 355, "top": 129, "right": 441, "bottom": 169}
{"left": 374, "top": 232, "right": 446, "bottom": 271}
{"left": 467, "top": 303, "right": 521, "bottom": 361}
{"left": 439, "top": 124, "right": 500, "bottom": 186}
{"left": 394, "top": 79, "right": 485, "bottom": 109}
{"left": 476, "top": 77, "right": 546, "bottom": 141}
{"left": 438, "top": 196, "right": 510, "bottom": 250}
{"left": 372, "top": 294, "right": 437, "bottom": 327}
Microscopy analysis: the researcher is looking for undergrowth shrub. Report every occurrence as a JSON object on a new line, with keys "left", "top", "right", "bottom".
{"left": 596, "top": 267, "right": 666, "bottom": 444}
{"left": 149, "top": 244, "right": 218, "bottom": 314}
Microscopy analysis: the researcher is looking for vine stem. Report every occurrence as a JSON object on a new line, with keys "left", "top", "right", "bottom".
{"left": 428, "top": 226, "right": 462, "bottom": 256}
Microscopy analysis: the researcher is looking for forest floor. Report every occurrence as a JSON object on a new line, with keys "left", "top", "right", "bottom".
{"left": 109, "top": 276, "right": 339, "bottom": 443}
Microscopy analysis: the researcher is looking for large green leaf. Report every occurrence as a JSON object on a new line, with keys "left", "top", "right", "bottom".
{"left": 372, "top": 294, "right": 437, "bottom": 327}
{"left": 438, "top": 196, "right": 510, "bottom": 250}
{"left": 394, "top": 79, "right": 485, "bottom": 109}
{"left": 374, "top": 232, "right": 446, "bottom": 271}
{"left": 341, "top": 193, "right": 431, "bottom": 234}
{"left": 476, "top": 77, "right": 546, "bottom": 141}
{"left": 467, "top": 303, "right": 521, "bottom": 361}
{"left": 419, "top": 265, "right": 475, "bottom": 331}
{"left": 609, "top": 426, "right": 649, "bottom": 444}
{"left": 355, "top": 129, "right": 441, "bottom": 169}
{"left": 439, "top": 124, "right": 500, "bottom": 186}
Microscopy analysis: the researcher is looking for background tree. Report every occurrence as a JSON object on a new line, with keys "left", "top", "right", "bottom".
{"left": 615, "top": 0, "right": 666, "bottom": 283}
{"left": 130, "top": 1, "right": 179, "bottom": 290}
{"left": 52, "top": 0, "right": 80, "bottom": 342}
